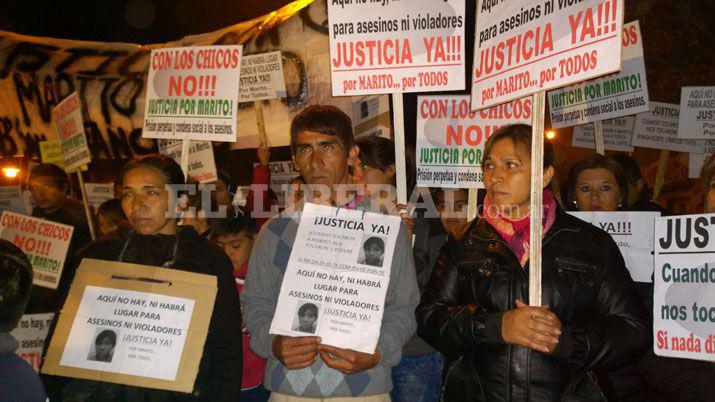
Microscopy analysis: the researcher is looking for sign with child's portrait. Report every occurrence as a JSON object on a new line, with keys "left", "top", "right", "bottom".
{"left": 269, "top": 203, "right": 401, "bottom": 353}
{"left": 42, "top": 259, "right": 217, "bottom": 393}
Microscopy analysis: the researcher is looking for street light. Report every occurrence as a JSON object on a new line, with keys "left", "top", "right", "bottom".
{"left": 546, "top": 130, "right": 556, "bottom": 140}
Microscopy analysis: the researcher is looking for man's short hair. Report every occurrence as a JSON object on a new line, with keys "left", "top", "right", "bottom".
{"left": 363, "top": 236, "right": 385, "bottom": 252}
{"left": 290, "top": 105, "right": 355, "bottom": 153}
{"left": 29, "top": 163, "right": 71, "bottom": 193}
{"left": 0, "top": 240, "right": 33, "bottom": 332}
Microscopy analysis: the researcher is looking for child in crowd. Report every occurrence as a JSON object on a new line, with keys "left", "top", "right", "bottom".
{"left": 211, "top": 208, "right": 268, "bottom": 402}
{"left": 96, "top": 199, "right": 130, "bottom": 237}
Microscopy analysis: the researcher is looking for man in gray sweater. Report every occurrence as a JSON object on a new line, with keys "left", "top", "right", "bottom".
{"left": 242, "top": 105, "right": 419, "bottom": 401}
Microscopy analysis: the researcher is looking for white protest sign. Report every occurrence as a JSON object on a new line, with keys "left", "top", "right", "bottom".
{"left": 270, "top": 203, "right": 401, "bottom": 353}
{"left": 472, "top": 0, "right": 624, "bottom": 110}
{"left": 0, "top": 211, "right": 74, "bottom": 289}
{"left": 549, "top": 21, "right": 649, "bottom": 128}
{"left": 678, "top": 86, "right": 715, "bottom": 139}
{"left": 0, "top": 185, "right": 25, "bottom": 214}
{"left": 633, "top": 102, "right": 704, "bottom": 153}
{"left": 10, "top": 313, "right": 54, "bottom": 372}
{"left": 570, "top": 211, "right": 659, "bottom": 282}
{"left": 84, "top": 183, "right": 115, "bottom": 212}
{"left": 416, "top": 95, "right": 532, "bottom": 188}
{"left": 572, "top": 116, "right": 635, "bottom": 152}
{"left": 157, "top": 139, "right": 218, "bottom": 184}
{"left": 143, "top": 45, "right": 243, "bottom": 142}
{"left": 52, "top": 92, "right": 92, "bottom": 172}
{"left": 328, "top": 0, "right": 466, "bottom": 95}
{"left": 262, "top": 161, "right": 300, "bottom": 208}
{"left": 58, "top": 286, "right": 195, "bottom": 380}
{"left": 239, "top": 51, "right": 286, "bottom": 102}
{"left": 689, "top": 141, "right": 715, "bottom": 179}
{"left": 653, "top": 213, "right": 715, "bottom": 362}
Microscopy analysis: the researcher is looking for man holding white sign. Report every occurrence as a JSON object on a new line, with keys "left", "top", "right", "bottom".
{"left": 243, "top": 105, "right": 419, "bottom": 400}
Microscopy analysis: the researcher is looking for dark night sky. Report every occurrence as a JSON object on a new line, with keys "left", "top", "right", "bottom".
{"left": 0, "top": 0, "right": 295, "bottom": 44}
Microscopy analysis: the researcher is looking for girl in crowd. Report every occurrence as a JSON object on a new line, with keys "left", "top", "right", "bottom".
{"left": 354, "top": 135, "right": 444, "bottom": 402}
{"left": 417, "top": 124, "right": 649, "bottom": 401}
{"left": 433, "top": 188, "right": 470, "bottom": 240}
{"left": 53, "top": 154, "right": 242, "bottom": 402}
{"left": 566, "top": 153, "right": 629, "bottom": 212}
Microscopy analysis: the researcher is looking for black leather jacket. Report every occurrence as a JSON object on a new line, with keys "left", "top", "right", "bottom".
{"left": 417, "top": 208, "right": 649, "bottom": 402}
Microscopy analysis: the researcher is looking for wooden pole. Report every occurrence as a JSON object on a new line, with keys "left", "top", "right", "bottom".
{"left": 254, "top": 100, "right": 267, "bottom": 148}
{"left": 652, "top": 149, "right": 670, "bottom": 201}
{"left": 467, "top": 188, "right": 478, "bottom": 221}
{"left": 594, "top": 120, "right": 605, "bottom": 155}
{"left": 179, "top": 139, "right": 191, "bottom": 180}
{"left": 76, "top": 169, "right": 96, "bottom": 240}
{"left": 529, "top": 91, "right": 546, "bottom": 307}
{"left": 392, "top": 92, "right": 407, "bottom": 206}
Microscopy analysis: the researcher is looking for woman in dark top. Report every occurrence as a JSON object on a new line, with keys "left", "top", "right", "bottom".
{"left": 417, "top": 125, "right": 649, "bottom": 401}
{"left": 56, "top": 154, "right": 242, "bottom": 402}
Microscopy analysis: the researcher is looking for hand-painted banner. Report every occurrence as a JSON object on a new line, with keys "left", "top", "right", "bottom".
{"left": 53, "top": 92, "right": 92, "bottom": 172}
{"left": 549, "top": 21, "right": 649, "bottom": 128}
{"left": 0, "top": 211, "right": 74, "bottom": 289}
{"left": 416, "top": 95, "right": 531, "bottom": 188}
{"left": 472, "top": 0, "right": 624, "bottom": 110}
{"left": 653, "top": 213, "right": 715, "bottom": 362}
{"left": 632, "top": 102, "right": 704, "bottom": 153}
{"left": 143, "top": 46, "right": 242, "bottom": 142}
{"left": 678, "top": 86, "right": 715, "bottom": 139}
{"left": 239, "top": 51, "right": 287, "bottom": 102}
{"left": 328, "top": 0, "right": 466, "bottom": 95}
{"left": 571, "top": 116, "right": 635, "bottom": 152}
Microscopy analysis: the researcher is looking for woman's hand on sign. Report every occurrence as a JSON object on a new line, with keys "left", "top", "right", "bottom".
{"left": 501, "top": 300, "right": 561, "bottom": 353}
{"left": 271, "top": 335, "right": 320, "bottom": 369}
{"left": 318, "top": 344, "right": 381, "bottom": 374}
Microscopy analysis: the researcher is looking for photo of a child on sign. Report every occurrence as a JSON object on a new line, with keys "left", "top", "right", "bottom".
{"left": 87, "top": 329, "right": 117, "bottom": 363}
{"left": 358, "top": 236, "right": 385, "bottom": 267}
{"left": 292, "top": 303, "right": 318, "bottom": 334}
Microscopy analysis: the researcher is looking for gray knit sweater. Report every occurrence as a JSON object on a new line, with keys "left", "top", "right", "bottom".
{"left": 242, "top": 199, "right": 419, "bottom": 398}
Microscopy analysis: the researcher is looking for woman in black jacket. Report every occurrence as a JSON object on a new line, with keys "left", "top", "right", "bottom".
{"left": 416, "top": 125, "right": 649, "bottom": 401}
{"left": 56, "top": 154, "right": 242, "bottom": 402}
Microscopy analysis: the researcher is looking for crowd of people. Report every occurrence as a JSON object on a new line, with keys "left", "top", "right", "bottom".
{"left": 1, "top": 104, "right": 715, "bottom": 402}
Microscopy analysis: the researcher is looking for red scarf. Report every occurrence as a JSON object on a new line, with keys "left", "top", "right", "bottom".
{"left": 483, "top": 189, "right": 557, "bottom": 267}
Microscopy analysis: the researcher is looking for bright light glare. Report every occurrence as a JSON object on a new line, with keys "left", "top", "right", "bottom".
{"left": 546, "top": 130, "right": 556, "bottom": 140}
{"left": 2, "top": 167, "right": 20, "bottom": 178}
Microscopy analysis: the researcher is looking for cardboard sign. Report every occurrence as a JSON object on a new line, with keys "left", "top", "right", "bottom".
{"left": 653, "top": 214, "right": 715, "bottom": 362}
{"left": 549, "top": 21, "right": 649, "bottom": 128}
{"left": 39, "top": 140, "right": 66, "bottom": 169}
{"left": 572, "top": 116, "right": 635, "bottom": 152}
{"left": 0, "top": 211, "right": 74, "bottom": 290}
{"left": 472, "top": 0, "right": 624, "bottom": 110}
{"left": 416, "top": 95, "right": 532, "bottom": 188}
{"left": 52, "top": 92, "right": 92, "bottom": 172}
{"left": 10, "top": 313, "right": 54, "bottom": 372}
{"left": 84, "top": 183, "right": 115, "bottom": 213}
{"left": 157, "top": 140, "right": 218, "bottom": 184}
{"left": 328, "top": 0, "right": 466, "bottom": 95}
{"left": 43, "top": 259, "right": 217, "bottom": 392}
{"left": 633, "top": 102, "right": 704, "bottom": 153}
{"left": 689, "top": 141, "right": 715, "bottom": 179}
{"left": 239, "top": 51, "right": 287, "bottom": 102}
{"left": 678, "top": 86, "right": 715, "bottom": 139}
{"left": 270, "top": 203, "right": 401, "bottom": 353}
{"left": 0, "top": 185, "right": 25, "bottom": 214}
{"left": 143, "top": 45, "right": 243, "bottom": 142}
{"left": 569, "top": 211, "right": 659, "bottom": 282}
